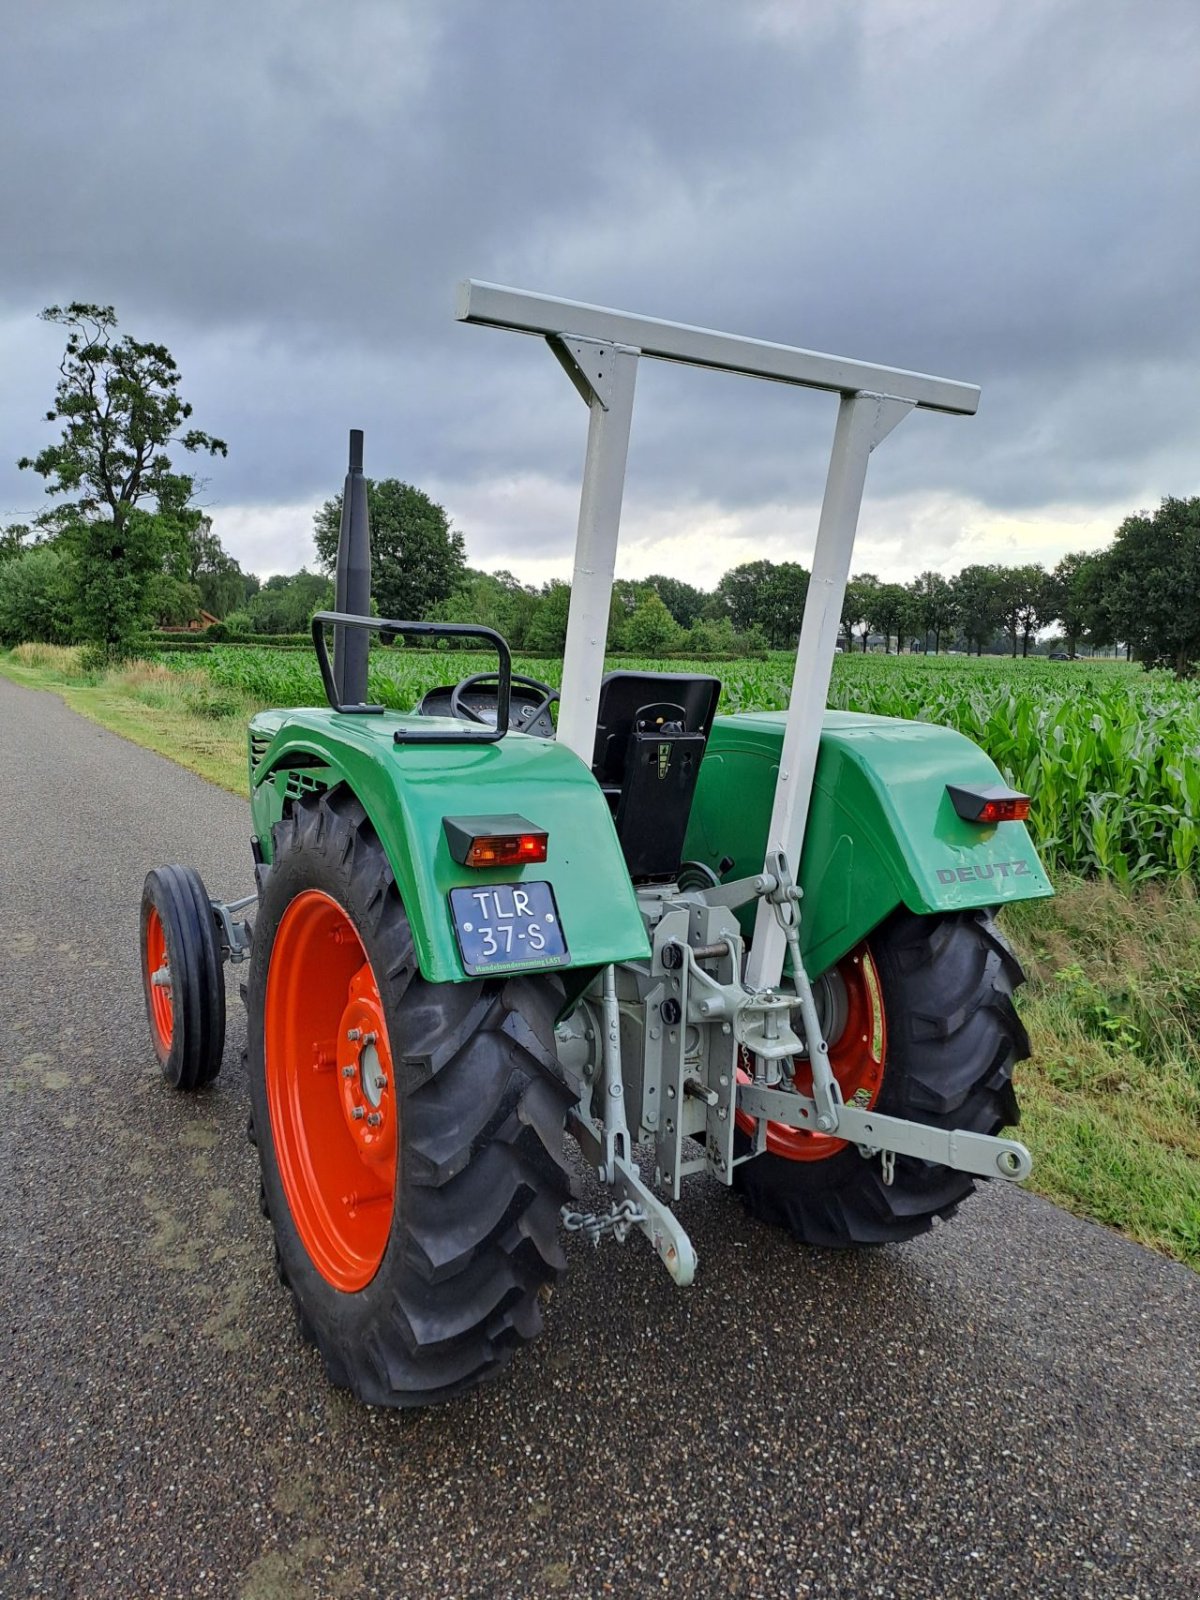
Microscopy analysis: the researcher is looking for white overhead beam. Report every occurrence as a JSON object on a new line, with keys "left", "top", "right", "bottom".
{"left": 457, "top": 279, "right": 979, "bottom": 416}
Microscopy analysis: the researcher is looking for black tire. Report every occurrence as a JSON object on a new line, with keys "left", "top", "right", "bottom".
{"left": 734, "top": 908, "right": 1028, "bottom": 1247}
{"left": 246, "top": 785, "right": 576, "bottom": 1408}
{"left": 140, "top": 865, "right": 226, "bottom": 1090}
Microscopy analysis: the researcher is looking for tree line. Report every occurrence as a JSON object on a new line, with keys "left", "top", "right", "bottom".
{"left": 3, "top": 303, "right": 1199, "bottom": 673}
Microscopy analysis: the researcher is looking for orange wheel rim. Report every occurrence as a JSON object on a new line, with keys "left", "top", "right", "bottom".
{"left": 735, "top": 943, "right": 886, "bottom": 1161}
{"left": 264, "top": 890, "right": 397, "bottom": 1291}
{"left": 145, "top": 905, "right": 174, "bottom": 1053}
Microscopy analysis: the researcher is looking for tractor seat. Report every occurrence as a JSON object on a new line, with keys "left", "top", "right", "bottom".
{"left": 591, "top": 671, "right": 721, "bottom": 882}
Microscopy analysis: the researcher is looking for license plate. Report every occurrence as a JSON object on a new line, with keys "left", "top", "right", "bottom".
{"left": 449, "top": 881, "right": 569, "bottom": 976}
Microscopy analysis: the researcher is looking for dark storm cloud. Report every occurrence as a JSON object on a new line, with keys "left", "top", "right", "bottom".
{"left": 2, "top": 0, "right": 1197, "bottom": 570}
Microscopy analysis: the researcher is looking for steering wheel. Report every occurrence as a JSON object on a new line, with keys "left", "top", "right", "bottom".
{"left": 450, "top": 671, "right": 560, "bottom": 733}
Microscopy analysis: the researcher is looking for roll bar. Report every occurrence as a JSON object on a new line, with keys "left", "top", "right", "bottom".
{"left": 457, "top": 280, "right": 980, "bottom": 987}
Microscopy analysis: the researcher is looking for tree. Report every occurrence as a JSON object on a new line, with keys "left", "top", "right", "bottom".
{"left": 760, "top": 562, "right": 810, "bottom": 648}
{"left": 144, "top": 572, "right": 204, "bottom": 628}
{"left": 993, "top": 564, "right": 1045, "bottom": 657}
{"left": 842, "top": 574, "right": 880, "bottom": 651}
{"left": 951, "top": 565, "right": 1002, "bottom": 655}
{"left": 240, "top": 569, "right": 334, "bottom": 634}
{"left": 606, "top": 578, "right": 648, "bottom": 649}
{"left": 1089, "top": 497, "right": 1200, "bottom": 674}
{"left": 163, "top": 515, "right": 251, "bottom": 619}
{"left": 1041, "top": 551, "right": 1095, "bottom": 658}
{"left": 0, "top": 546, "right": 76, "bottom": 645}
{"left": 868, "top": 582, "right": 909, "bottom": 654}
{"left": 625, "top": 592, "right": 682, "bottom": 654}
{"left": 431, "top": 568, "right": 539, "bottom": 649}
{"left": 907, "top": 570, "right": 956, "bottom": 654}
{"left": 716, "top": 560, "right": 776, "bottom": 632}
{"left": 1, "top": 524, "right": 33, "bottom": 564}
{"left": 18, "top": 303, "right": 226, "bottom": 654}
{"left": 314, "top": 479, "right": 466, "bottom": 621}
{"left": 644, "top": 573, "right": 707, "bottom": 629}
{"left": 524, "top": 580, "right": 572, "bottom": 652}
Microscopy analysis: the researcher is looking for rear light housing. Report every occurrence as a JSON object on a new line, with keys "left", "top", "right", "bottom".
{"left": 947, "top": 784, "right": 1032, "bottom": 824}
{"left": 443, "top": 814, "right": 549, "bottom": 868}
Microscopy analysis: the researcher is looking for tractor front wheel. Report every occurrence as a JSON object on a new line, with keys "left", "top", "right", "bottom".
{"left": 246, "top": 786, "right": 575, "bottom": 1407}
{"left": 733, "top": 908, "right": 1028, "bottom": 1246}
{"left": 139, "top": 865, "right": 226, "bottom": 1090}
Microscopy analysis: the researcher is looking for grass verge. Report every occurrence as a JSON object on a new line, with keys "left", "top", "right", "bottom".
{"left": 3, "top": 644, "right": 1197, "bottom": 1268}
{"left": 0, "top": 643, "right": 251, "bottom": 793}
{"left": 1002, "top": 879, "right": 1200, "bottom": 1268}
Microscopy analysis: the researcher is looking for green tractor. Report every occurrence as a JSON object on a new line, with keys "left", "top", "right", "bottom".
{"left": 139, "top": 283, "right": 1052, "bottom": 1407}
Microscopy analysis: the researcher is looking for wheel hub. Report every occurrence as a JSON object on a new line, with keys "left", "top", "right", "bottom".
{"left": 336, "top": 974, "right": 395, "bottom": 1166}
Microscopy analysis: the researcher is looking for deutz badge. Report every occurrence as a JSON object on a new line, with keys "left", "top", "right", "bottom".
{"left": 657, "top": 742, "right": 672, "bottom": 780}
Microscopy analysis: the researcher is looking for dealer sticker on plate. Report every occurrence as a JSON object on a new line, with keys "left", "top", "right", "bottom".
{"left": 449, "top": 881, "right": 570, "bottom": 976}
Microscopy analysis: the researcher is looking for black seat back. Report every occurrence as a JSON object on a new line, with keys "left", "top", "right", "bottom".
{"left": 592, "top": 672, "right": 721, "bottom": 881}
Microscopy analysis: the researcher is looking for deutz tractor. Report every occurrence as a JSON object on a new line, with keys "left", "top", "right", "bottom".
{"left": 139, "top": 283, "right": 1052, "bottom": 1407}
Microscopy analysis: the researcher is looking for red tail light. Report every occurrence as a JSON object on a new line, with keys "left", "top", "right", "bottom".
{"left": 465, "top": 833, "right": 548, "bottom": 868}
{"left": 443, "top": 814, "right": 548, "bottom": 868}
{"left": 947, "top": 784, "right": 1031, "bottom": 824}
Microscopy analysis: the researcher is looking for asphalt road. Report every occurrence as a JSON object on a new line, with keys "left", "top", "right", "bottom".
{"left": 1, "top": 674, "right": 1197, "bottom": 1600}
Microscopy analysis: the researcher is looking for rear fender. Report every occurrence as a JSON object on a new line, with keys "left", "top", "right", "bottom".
{"left": 248, "top": 708, "right": 649, "bottom": 983}
{"left": 684, "top": 710, "right": 1052, "bottom": 976}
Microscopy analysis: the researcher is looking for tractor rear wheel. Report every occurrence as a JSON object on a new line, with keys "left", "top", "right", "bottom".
{"left": 246, "top": 786, "right": 575, "bottom": 1408}
{"left": 733, "top": 908, "right": 1028, "bottom": 1246}
{"left": 139, "top": 865, "right": 226, "bottom": 1090}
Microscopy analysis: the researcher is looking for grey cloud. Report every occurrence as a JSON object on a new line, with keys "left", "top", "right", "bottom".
{"left": 2, "top": 0, "right": 1197, "bottom": 564}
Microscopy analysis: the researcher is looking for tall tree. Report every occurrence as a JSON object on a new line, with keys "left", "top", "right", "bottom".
{"left": 761, "top": 561, "right": 810, "bottom": 647}
{"left": 993, "top": 564, "right": 1045, "bottom": 657}
{"left": 868, "top": 581, "right": 909, "bottom": 654}
{"left": 524, "top": 580, "right": 572, "bottom": 652}
{"left": 908, "top": 570, "right": 956, "bottom": 654}
{"left": 716, "top": 559, "right": 777, "bottom": 632}
{"left": 951, "top": 565, "right": 1002, "bottom": 655}
{"left": 431, "top": 568, "right": 539, "bottom": 649}
{"left": 0, "top": 524, "right": 33, "bottom": 564}
{"left": 644, "top": 573, "right": 707, "bottom": 628}
{"left": 239, "top": 569, "right": 334, "bottom": 635}
{"left": 18, "top": 303, "right": 226, "bottom": 654}
{"left": 314, "top": 478, "right": 466, "bottom": 622}
{"left": 1041, "top": 551, "right": 1095, "bottom": 658}
{"left": 844, "top": 573, "right": 881, "bottom": 651}
{"left": 1090, "top": 497, "right": 1200, "bottom": 674}
{"left": 164, "top": 514, "right": 251, "bottom": 619}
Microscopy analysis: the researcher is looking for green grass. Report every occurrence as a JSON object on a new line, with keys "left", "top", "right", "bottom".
{"left": 3, "top": 640, "right": 1198, "bottom": 1268}
{"left": 1004, "top": 877, "right": 1200, "bottom": 1267}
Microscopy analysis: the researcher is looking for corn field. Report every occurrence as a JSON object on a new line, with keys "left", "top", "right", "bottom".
{"left": 171, "top": 646, "right": 1200, "bottom": 883}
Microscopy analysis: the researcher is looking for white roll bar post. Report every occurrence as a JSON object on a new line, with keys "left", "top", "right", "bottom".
{"left": 456, "top": 281, "right": 980, "bottom": 987}
{"left": 546, "top": 336, "right": 640, "bottom": 761}
{"left": 742, "top": 392, "right": 914, "bottom": 992}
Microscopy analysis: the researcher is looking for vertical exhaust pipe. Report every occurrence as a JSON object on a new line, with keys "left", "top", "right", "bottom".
{"left": 333, "top": 428, "right": 371, "bottom": 706}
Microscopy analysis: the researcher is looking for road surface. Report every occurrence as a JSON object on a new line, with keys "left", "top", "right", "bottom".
{"left": 0, "top": 675, "right": 1196, "bottom": 1599}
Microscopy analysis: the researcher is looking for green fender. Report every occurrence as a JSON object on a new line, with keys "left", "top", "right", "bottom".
{"left": 247, "top": 708, "right": 650, "bottom": 983}
{"left": 683, "top": 710, "right": 1053, "bottom": 977}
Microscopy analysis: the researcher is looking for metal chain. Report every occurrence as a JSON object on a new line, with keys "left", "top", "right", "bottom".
{"left": 561, "top": 1198, "right": 646, "bottom": 1247}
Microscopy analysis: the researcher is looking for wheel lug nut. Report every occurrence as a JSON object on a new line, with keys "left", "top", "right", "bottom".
{"left": 367, "top": 1112, "right": 382, "bottom": 1127}
{"left": 351, "top": 1107, "right": 365, "bottom": 1121}
{"left": 342, "top": 1065, "right": 356, "bottom": 1079}
{"left": 362, "top": 1031, "right": 377, "bottom": 1047}
{"left": 346, "top": 1028, "right": 361, "bottom": 1042}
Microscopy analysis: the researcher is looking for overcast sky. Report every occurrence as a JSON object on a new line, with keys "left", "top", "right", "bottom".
{"left": 2, "top": 0, "right": 1197, "bottom": 589}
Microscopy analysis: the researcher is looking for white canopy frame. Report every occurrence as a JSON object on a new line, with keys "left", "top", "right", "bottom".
{"left": 456, "top": 280, "right": 980, "bottom": 990}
